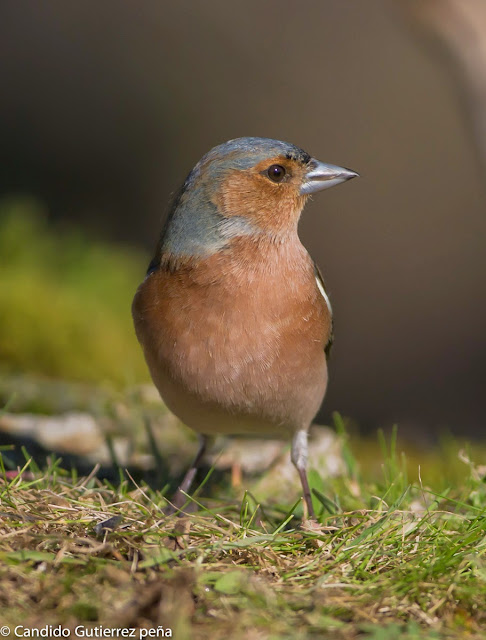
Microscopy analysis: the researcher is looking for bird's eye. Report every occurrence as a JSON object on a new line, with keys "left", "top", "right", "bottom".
{"left": 267, "top": 164, "right": 286, "bottom": 183}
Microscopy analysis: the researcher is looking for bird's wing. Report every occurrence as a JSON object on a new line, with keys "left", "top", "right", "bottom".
{"left": 313, "top": 261, "right": 334, "bottom": 359}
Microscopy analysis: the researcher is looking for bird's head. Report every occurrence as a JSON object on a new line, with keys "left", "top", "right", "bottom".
{"left": 157, "top": 137, "right": 358, "bottom": 268}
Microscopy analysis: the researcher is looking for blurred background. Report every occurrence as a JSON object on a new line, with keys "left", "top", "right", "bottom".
{"left": 1, "top": 0, "right": 485, "bottom": 447}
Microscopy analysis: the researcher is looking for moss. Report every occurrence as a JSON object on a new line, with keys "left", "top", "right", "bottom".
{"left": 0, "top": 197, "right": 149, "bottom": 385}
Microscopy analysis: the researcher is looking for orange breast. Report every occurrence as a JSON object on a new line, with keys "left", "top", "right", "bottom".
{"left": 132, "top": 236, "right": 331, "bottom": 435}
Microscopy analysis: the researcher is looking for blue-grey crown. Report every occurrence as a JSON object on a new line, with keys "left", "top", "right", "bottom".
{"left": 191, "top": 137, "right": 311, "bottom": 179}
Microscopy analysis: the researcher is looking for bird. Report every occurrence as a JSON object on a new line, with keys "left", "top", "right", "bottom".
{"left": 132, "top": 137, "right": 358, "bottom": 518}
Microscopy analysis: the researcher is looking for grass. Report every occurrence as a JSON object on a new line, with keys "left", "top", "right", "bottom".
{"left": 0, "top": 420, "right": 485, "bottom": 639}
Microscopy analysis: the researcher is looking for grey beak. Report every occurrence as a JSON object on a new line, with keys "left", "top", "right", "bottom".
{"left": 300, "top": 159, "right": 359, "bottom": 195}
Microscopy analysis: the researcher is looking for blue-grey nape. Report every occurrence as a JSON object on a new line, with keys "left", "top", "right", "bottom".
{"left": 160, "top": 192, "right": 252, "bottom": 260}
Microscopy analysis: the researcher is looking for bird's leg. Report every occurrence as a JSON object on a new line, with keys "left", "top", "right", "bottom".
{"left": 291, "top": 429, "right": 315, "bottom": 519}
{"left": 167, "top": 435, "right": 208, "bottom": 513}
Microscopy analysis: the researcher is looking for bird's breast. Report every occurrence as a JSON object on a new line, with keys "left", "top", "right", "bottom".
{"left": 132, "top": 237, "right": 331, "bottom": 435}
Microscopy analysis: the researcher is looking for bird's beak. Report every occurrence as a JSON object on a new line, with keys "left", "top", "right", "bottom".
{"left": 300, "top": 159, "right": 359, "bottom": 195}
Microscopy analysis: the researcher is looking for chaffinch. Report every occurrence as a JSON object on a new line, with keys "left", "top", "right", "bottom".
{"left": 132, "top": 137, "right": 358, "bottom": 517}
